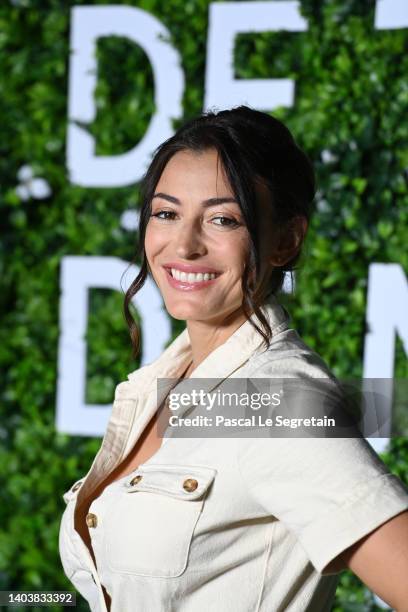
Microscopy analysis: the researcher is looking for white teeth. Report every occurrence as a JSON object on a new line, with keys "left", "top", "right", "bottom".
{"left": 170, "top": 268, "right": 217, "bottom": 282}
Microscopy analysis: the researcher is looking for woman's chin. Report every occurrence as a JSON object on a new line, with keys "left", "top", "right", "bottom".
{"left": 164, "top": 301, "right": 207, "bottom": 321}
{"left": 160, "top": 293, "right": 213, "bottom": 320}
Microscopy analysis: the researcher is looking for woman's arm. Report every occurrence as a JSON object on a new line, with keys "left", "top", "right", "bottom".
{"left": 335, "top": 510, "right": 408, "bottom": 611}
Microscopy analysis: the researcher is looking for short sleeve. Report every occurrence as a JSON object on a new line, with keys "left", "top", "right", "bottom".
{"left": 237, "top": 436, "right": 408, "bottom": 575}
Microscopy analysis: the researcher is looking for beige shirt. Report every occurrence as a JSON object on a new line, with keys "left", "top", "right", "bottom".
{"left": 59, "top": 295, "right": 408, "bottom": 611}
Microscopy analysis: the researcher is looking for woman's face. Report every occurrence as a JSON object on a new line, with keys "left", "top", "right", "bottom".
{"left": 144, "top": 148, "right": 252, "bottom": 323}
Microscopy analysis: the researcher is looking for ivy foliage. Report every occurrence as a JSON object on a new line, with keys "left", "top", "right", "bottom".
{"left": 0, "top": 1, "right": 406, "bottom": 610}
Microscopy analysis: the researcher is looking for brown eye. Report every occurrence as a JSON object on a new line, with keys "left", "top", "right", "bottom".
{"left": 211, "top": 216, "right": 240, "bottom": 228}
{"left": 150, "top": 210, "right": 177, "bottom": 221}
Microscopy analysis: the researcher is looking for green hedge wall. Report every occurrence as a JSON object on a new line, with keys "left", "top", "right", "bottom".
{"left": 0, "top": 1, "right": 407, "bottom": 610}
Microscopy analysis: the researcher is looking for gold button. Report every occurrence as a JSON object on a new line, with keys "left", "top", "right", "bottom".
{"left": 183, "top": 478, "right": 198, "bottom": 492}
{"left": 86, "top": 513, "right": 98, "bottom": 528}
{"left": 130, "top": 474, "right": 142, "bottom": 486}
{"left": 71, "top": 481, "right": 82, "bottom": 492}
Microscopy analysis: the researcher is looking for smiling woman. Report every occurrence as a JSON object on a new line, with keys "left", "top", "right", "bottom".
{"left": 124, "top": 106, "right": 311, "bottom": 358}
{"left": 146, "top": 148, "right": 252, "bottom": 325}
{"left": 58, "top": 106, "right": 408, "bottom": 612}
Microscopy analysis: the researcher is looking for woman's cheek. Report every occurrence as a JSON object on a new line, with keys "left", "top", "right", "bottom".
{"left": 144, "top": 225, "right": 165, "bottom": 259}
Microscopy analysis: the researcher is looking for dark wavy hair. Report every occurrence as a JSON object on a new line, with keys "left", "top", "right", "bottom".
{"left": 123, "top": 105, "right": 315, "bottom": 359}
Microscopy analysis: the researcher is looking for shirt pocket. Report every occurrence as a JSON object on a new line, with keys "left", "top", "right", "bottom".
{"left": 104, "top": 463, "right": 217, "bottom": 577}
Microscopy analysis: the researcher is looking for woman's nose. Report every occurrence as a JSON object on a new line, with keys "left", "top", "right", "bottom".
{"left": 175, "top": 217, "right": 207, "bottom": 258}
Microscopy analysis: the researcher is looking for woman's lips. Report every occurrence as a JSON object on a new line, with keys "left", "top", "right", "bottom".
{"left": 163, "top": 267, "right": 221, "bottom": 291}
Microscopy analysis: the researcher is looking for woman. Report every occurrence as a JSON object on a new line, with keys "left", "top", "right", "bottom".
{"left": 59, "top": 106, "right": 408, "bottom": 611}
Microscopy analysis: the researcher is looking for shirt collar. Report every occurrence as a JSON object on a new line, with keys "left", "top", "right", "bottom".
{"left": 75, "top": 294, "right": 290, "bottom": 505}
{"left": 123, "top": 293, "right": 291, "bottom": 397}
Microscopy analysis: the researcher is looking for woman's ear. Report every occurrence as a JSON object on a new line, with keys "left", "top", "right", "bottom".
{"left": 269, "top": 216, "right": 308, "bottom": 267}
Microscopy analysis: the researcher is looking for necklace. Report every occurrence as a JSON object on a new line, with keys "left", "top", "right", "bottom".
{"left": 182, "top": 363, "right": 194, "bottom": 379}
{"left": 162, "top": 362, "right": 193, "bottom": 412}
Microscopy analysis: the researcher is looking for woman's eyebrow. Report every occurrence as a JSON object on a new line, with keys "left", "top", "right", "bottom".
{"left": 152, "top": 192, "right": 238, "bottom": 207}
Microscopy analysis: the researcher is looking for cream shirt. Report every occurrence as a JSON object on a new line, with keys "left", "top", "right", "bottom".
{"left": 59, "top": 295, "right": 408, "bottom": 611}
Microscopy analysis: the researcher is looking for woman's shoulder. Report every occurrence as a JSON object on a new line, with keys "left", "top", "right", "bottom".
{"left": 246, "top": 327, "right": 337, "bottom": 382}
